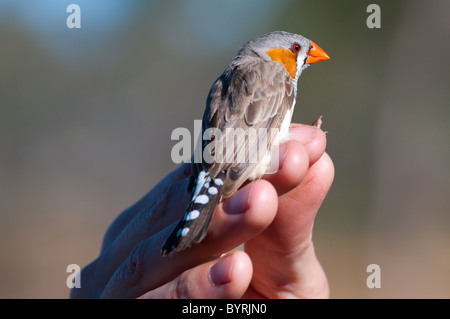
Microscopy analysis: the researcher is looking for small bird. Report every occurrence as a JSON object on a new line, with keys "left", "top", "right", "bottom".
{"left": 161, "top": 31, "right": 329, "bottom": 256}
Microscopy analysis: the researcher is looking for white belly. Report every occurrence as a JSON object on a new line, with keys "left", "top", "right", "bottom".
{"left": 248, "top": 101, "right": 295, "bottom": 179}
{"left": 276, "top": 108, "right": 293, "bottom": 145}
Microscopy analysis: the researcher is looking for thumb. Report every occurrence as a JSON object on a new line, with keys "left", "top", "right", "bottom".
{"left": 138, "top": 251, "right": 252, "bottom": 299}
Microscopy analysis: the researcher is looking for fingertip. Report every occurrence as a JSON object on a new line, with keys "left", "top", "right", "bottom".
{"left": 222, "top": 179, "right": 278, "bottom": 228}
{"left": 246, "top": 179, "right": 278, "bottom": 230}
{"left": 222, "top": 183, "right": 253, "bottom": 215}
{"left": 209, "top": 250, "right": 253, "bottom": 289}
{"left": 207, "top": 250, "right": 253, "bottom": 298}
{"left": 225, "top": 250, "right": 253, "bottom": 296}
{"left": 289, "top": 126, "right": 327, "bottom": 165}
{"left": 305, "top": 129, "right": 327, "bottom": 165}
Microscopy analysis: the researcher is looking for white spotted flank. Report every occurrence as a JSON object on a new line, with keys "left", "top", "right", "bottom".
{"left": 184, "top": 210, "right": 200, "bottom": 221}
{"left": 208, "top": 187, "right": 218, "bottom": 195}
{"left": 194, "top": 195, "right": 209, "bottom": 204}
{"left": 177, "top": 227, "right": 190, "bottom": 237}
{"left": 193, "top": 171, "right": 210, "bottom": 198}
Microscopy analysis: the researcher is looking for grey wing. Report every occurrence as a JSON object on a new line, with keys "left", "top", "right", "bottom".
{"left": 199, "top": 59, "right": 295, "bottom": 198}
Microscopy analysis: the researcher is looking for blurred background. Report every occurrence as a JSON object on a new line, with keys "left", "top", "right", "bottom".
{"left": 0, "top": 0, "right": 449, "bottom": 298}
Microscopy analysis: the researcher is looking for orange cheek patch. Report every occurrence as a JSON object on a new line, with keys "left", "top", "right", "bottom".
{"left": 265, "top": 48, "right": 297, "bottom": 79}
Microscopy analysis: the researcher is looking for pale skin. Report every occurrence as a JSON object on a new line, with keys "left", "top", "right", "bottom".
{"left": 70, "top": 123, "right": 334, "bottom": 299}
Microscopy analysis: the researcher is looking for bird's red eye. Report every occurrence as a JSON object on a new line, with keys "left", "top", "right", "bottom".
{"left": 292, "top": 44, "right": 301, "bottom": 53}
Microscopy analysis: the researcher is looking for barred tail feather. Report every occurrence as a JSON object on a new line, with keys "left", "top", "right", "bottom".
{"left": 161, "top": 170, "right": 226, "bottom": 256}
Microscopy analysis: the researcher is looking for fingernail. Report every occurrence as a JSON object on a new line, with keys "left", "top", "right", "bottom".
{"left": 289, "top": 126, "right": 318, "bottom": 145}
{"left": 209, "top": 254, "right": 233, "bottom": 286}
{"left": 222, "top": 183, "right": 253, "bottom": 215}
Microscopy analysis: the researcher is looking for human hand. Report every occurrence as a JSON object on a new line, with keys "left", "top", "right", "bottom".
{"left": 70, "top": 122, "right": 334, "bottom": 299}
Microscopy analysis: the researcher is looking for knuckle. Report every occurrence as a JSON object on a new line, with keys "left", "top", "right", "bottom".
{"left": 141, "top": 175, "right": 191, "bottom": 230}
{"left": 118, "top": 243, "right": 146, "bottom": 288}
{"left": 173, "top": 273, "right": 195, "bottom": 299}
{"left": 143, "top": 187, "right": 170, "bottom": 225}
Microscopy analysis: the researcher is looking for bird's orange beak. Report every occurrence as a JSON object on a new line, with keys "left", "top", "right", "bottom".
{"left": 306, "top": 41, "right": 330, "bottom": 64}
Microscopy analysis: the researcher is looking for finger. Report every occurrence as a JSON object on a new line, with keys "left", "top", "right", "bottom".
{"left": 138, "top": 251, "right": 252, "bottom": 299}
{"left": 289, "top": 125, "right": 327, "bottom": 166}
{"left": 100, "top": 179, "right": 278, "bottom": 298}
{"left": 90, "top": 177, "right": 192, "bottom": 291}
{"left": 253, "top": 152, "right": 334, "bottom": 254}
{"left": 102, "top": 163, "right": 192, "bottom": 250}
{"left": 262, "top": 125, "right": 327, "bottom": 196}
{"left": 263, "top": 140, "right": 309, "bottom": 196}
{"left": 276, "top": 152, "right": 335, "bottom": 250}
{"left": 245, "top": 153, "right": 334, "bottom": 298}
{"left": 110, "top": 178, "right": 192, "bottom": 257}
